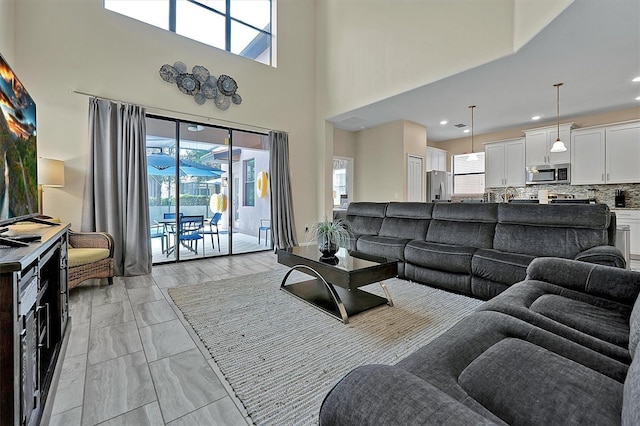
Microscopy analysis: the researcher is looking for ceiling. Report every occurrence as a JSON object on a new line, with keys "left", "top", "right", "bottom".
{"left": 329, "top": 0, "right": 640, "bottom": 142}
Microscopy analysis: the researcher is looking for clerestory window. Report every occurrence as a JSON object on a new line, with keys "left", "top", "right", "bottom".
{"left": 104, "top": 0, "right": 273, "bottom": 66}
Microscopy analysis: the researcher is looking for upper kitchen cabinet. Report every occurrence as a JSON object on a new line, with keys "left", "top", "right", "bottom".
{"left": 524, "top": 123, "right": 573, "bottom": 166}
{"left": 606, "top": 121, "right": 640, "bottom": 183}
{"left": 571, "top": 121, "right": 640, "bottom": 185}
{"left": 571, "top": 127, "right": 606, "bottom": 185}
{"left": 427, "top": 146, "right": 447, "bottom": 171}
{"left": 485, "top": 138, "right": 525, "bottom": 188}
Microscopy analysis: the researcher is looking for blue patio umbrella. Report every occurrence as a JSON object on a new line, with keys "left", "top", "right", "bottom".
{"left": 180, "top": 166, "right": 223, "bottom": 177}
{"left": 147, "top": 153, "right": 176, "bottom": 170}
{"left": 147, "top": 165, "right": 185, "bottom": 177}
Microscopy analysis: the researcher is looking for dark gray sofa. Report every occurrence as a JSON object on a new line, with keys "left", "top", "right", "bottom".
{"left": 319, "top": 258, "right": 640, "bottom": 425}
{"left": 346, "top": 201, "right": 624, "bottom": 299}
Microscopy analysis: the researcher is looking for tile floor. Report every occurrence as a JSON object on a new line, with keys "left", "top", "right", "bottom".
{"left": 47, "top": 254, "right": 640, "bottom": 425}
{"left": 48, "top": 251, "right": 286, "bottom": 426}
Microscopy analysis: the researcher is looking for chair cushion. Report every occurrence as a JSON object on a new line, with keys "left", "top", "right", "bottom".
{"left": 68, "top": 248, "right": 110, "bottom": 267}
{"left": 623, "top": 353, "right": 640, "bottom": 425}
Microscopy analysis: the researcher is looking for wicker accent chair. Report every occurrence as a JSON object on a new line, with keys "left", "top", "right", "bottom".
{"left": 68, "top": 231, "right": 115, "bottom": 290}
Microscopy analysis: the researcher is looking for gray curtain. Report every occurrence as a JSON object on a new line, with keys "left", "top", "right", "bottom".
{"left": 269, "top": 130, "right": 298, "bottom": 249}
{"left": 83, "top": 98, "right": 151, "bottom": 276}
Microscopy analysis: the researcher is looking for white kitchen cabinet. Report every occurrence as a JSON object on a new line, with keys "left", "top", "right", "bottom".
{"left": 427, "top": 146, "right": 447, "bottom": 171}
{"left": 571, "top": 121, "right": 640, "bottom": 185}
{"left": 614, "top": 209, "right": 640, "bottom": 258}
{"left": 606, "top": 122, "right": 640, "bottom": 184}
{"left": 571, "top": 127, "right": 605, "bottom": 185}
{"left": 524, "top": 123, "right": 573, "bottom": 166}
{"left": 485, "top": 138, "right": 525, "bottom": 188}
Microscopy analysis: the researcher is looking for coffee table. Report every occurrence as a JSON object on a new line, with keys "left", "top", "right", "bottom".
{"left": 276, "top": 246, "right": 397, "bottom": 324}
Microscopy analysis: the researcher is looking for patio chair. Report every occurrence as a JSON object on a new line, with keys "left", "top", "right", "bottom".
{"left": 258, "top": 219, "right": 271, "bottom": 246}
{"left": 199, "top": 212, "right": 222, "bottom": 252}
{"left": 178, "top": 215, "right": 204, "bottom": 254}
{"left": 150, "top": 222, "right": 166, "bottom": 253}
{"left": 68, "top": 231, "right": 115, "bottom": 289}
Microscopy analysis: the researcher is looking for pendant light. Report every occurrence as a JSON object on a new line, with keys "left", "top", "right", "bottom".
{"left": 550, "top": 83, "right": 567, "bottom": 153}
{"left": 467, "top": 105, "right": 478, "bottom": 161}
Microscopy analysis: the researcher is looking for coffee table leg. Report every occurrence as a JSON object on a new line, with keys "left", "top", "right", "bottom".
{"left": 281, "top": 265, "right": 350, "bottom": 324}
{"left": 379, "top": 281, "right": 394, "bottom": 307}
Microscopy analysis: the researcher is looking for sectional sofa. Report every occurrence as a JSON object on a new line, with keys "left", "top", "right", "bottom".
{"left": 344, "top": 201, "right": 624, "bottom": 299}
{"left": 319, "top": 257, "right": 640, "bottom": 425}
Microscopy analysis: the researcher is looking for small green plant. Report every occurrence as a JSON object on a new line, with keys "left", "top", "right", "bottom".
{"left": 307, "top": 217, "right": 351, "bottom": 255}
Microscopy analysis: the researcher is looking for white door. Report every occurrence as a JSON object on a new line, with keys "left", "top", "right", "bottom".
{"left": 407, "top": 155, "right": 424, "bottom": 202}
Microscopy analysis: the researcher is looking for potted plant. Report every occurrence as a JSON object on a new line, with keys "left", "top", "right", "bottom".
{"left": 308, "top": 217, "right": 351, "bottom": 259}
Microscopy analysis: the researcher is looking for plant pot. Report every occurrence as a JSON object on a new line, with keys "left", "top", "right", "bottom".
{"left": 318, "top": 236, "right": 339, "bottom": 259}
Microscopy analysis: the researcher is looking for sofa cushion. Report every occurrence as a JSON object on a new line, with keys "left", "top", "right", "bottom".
{"left": 379, "top": 217, "right": 429, "bottom": 240}
{"left": 345, "top": 202, "right": 386, "bottom": 236}
{"left": 425, "top": 203, "right": 498, "bottom": 248}
{"left": 493, "top": 223, "right": 609, "bottom": 258}
{"left": 397, "top": 311, "right": 628, "bottom": 414}
{"left": 356, "top": 235, "right": 411, "bottom": 261}
{"left": 385, "top": 202, "right": 433, "bottom": 219}
{"left": 498, "top": 203, "right": 610, "bottom": 229}
{"left": 472, "top": 249, "right": 534, "bottom": 285}
{"left": 494, "top": 203, "right": 610, "bottom": 258}
{"left": 404, "top": 264, "right": 472, "bottom": 295}
{"left": 459, "top": 337, "right": 623, "bottom": 425}
{"left": 405, "top": 241, "right": 476, "bottom": 274}
{"left": 478, "top": 280, "right": 632, "bottom": 364}
{"left": 630, "top": 296, "right": 640, "bottom": 358}
{"left": 623, "top": 354, "right": 640, "bottom": 426}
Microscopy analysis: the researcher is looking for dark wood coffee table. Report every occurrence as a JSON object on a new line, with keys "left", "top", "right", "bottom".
{"left": 276, "top": 246, "right": 397, "bottom": 324}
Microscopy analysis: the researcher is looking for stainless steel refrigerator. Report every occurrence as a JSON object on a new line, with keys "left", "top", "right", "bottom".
{"left": 426, "top": 170, "right": 450, "bottom": 202}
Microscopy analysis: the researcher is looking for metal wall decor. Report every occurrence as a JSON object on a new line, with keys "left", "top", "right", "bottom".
{"left": 159, "top": 61, "right": 242, "bottom": 111}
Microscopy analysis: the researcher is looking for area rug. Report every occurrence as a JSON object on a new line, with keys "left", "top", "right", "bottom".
{"left": 168, "top": 270, "right": 483, "bottom": 425}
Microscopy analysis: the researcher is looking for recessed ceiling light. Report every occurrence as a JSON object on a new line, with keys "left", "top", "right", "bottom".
{"left": 636, "top": 96, "right": 640, "bottom": 101}
{"left": 463, "top": 129, "right": 471, "bottom": 133}
{"left": 633, "top": 76, "right": 640, "bottom": 82}
{"left": 531, "top": 115, "right": 541, "bottom": 121}
{"left": 187, "top": 124, "right": 204, "bottom": 131}
{"left": 440, "top": 120, "right": 448, "bottom": 125}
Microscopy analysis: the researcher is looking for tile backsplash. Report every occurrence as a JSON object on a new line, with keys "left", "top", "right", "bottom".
{"left": 482, "top": 183, "right": 640, "bottom": 209}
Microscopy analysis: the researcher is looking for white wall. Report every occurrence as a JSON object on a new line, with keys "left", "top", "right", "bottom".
{"left": 12, "top": 0, "right": 317, "bottom": 235}
{"left": 0, "top": 0, "right": 15, "bottom": 63}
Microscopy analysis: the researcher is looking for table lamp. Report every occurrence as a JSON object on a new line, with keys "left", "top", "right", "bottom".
{"left": 38, "top": 158, "right": 65, "bottom": 215}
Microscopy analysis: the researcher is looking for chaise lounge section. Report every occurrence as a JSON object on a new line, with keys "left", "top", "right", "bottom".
{"left": 345, "top": 201, "right": 624, "bottom": 299}
{"left": 319, "top": 258, "right": 640, "bottom": 425}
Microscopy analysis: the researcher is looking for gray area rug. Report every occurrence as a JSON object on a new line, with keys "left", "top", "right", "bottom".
{"left": 168, "top": 270, "right": 483, "bottom": 425}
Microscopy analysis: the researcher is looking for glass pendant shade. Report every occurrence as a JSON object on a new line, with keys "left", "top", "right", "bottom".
{"left": 550, "top": 139, "right": 567, "bottom": 152}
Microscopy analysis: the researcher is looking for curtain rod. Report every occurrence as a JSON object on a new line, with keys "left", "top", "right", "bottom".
{"left": 70, "top": 89, "right": 282, "bottom": 134}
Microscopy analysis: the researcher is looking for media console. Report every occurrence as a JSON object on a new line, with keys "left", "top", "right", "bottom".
{"left": 0, "top": 223, "right": 70, "bottom": 426}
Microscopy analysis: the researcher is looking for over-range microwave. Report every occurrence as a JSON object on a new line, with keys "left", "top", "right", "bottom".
{"left": 526, "top": 164, "right": 570, "bottom": 185}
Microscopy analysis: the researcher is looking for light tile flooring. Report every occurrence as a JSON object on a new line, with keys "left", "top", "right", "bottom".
{"left": 48, "top": 251, "right": 286, "bottom": 426}
{"left": 48, "top": 254, "right": 640, "bottom": 425}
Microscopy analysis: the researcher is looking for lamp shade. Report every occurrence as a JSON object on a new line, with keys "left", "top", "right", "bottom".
{"left": 38, "top": 158, "right": 65, "bottom": 187}
{"left": 550, "top": 139, "right": 567, "bottom": 153}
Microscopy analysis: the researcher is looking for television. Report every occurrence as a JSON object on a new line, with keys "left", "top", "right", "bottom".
{"left": 0, "top": 53, "right": 39, "bottom": 226}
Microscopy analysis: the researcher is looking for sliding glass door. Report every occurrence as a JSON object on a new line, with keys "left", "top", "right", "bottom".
{"left": 146, "top": 116, "right": 270, "bottom": 264}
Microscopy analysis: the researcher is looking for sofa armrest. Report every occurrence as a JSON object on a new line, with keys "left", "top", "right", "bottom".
{"left": 526, "top": 257, "right": 640, "bottom": 305}
{"left": 575, "top": 245, "right": 626, "bottom": 268}
{"left": 69, "top": 231, "right": 114, "bottom": 256}
{"left": 319, "top": 364, "right": 498, "bottom": 425}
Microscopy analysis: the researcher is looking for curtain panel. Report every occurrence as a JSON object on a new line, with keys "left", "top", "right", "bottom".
{"left": 83, "top": 98, "right": 151, "bottom": 276}
{"left": 268, "top": 130, "right": 298, "bottom": 249}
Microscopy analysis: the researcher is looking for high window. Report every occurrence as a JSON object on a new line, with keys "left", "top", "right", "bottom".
{"left": 104, "top": 0, "right": 273, "bottom": 65}
{"left": 452, "top": 153, "right": 485, "bottom": 195}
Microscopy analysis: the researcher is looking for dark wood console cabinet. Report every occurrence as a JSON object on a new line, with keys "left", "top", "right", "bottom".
{"left": 0, "top": 224, "right": 70, "bottom": 426}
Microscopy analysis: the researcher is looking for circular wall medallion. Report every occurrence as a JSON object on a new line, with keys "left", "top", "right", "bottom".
{"left": 217, "top": 75, "right": 238, "bottom": 96}
{"left": 176, "top": 73, "right": 200, "bottom": 95}
{"left": 173, "top": 61, "right": 187, "bottom": 73}
{"left": 231, "top": 94, "right": 242, "bottom": 105}
{"left": 192, "top": 65, "right": 210, "bottom": 83}
{"left": 159, "top": 64, "right": 179, "bottom": 83}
